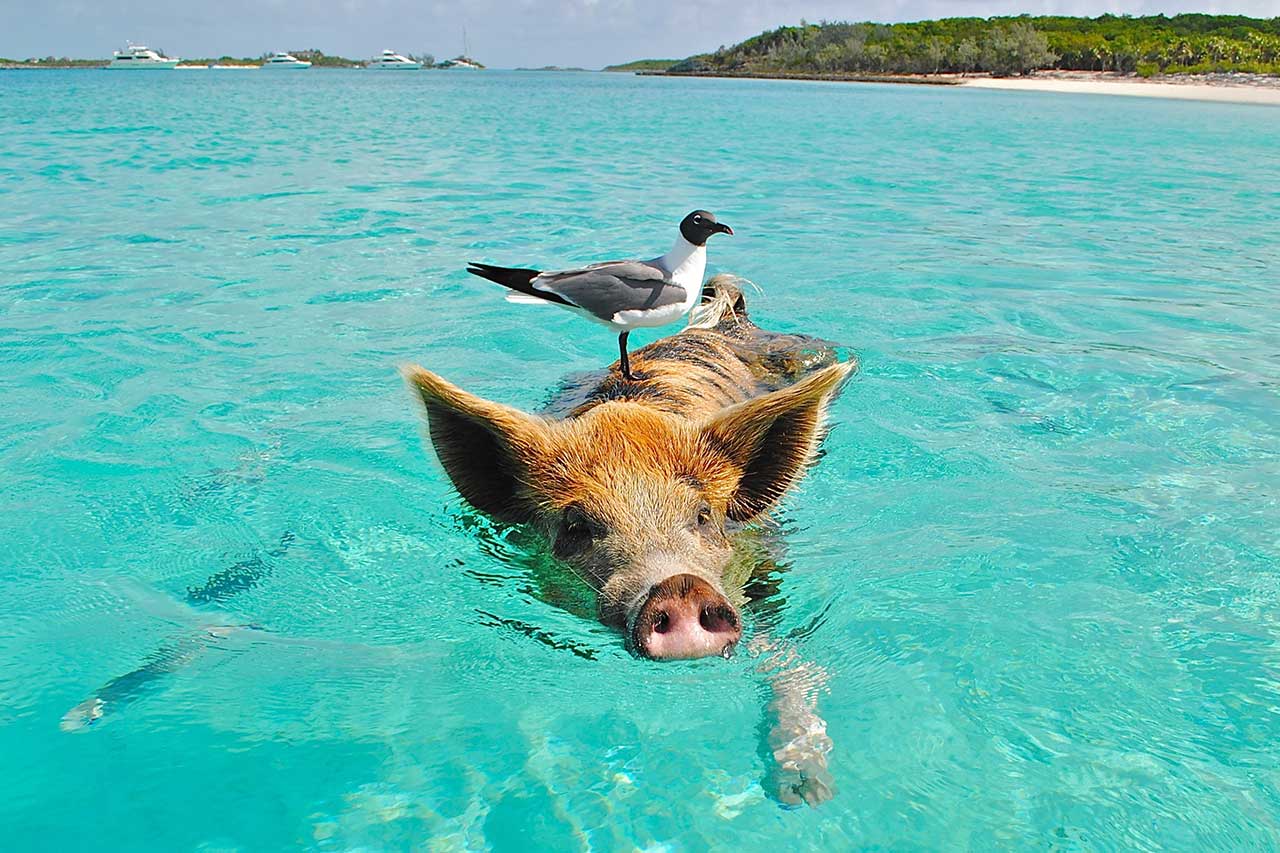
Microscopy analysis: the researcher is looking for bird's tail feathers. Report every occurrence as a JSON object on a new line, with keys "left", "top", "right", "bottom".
{"left": 465, "top": 262, "right": 570, "bottom": 307}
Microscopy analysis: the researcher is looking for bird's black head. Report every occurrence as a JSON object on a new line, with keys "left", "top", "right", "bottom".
{"left": 679, "top": 210, "right": 733, "bottom": 247}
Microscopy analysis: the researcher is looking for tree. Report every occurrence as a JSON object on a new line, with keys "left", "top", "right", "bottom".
{"left": 1010, "top": 22, "right": 1056, "bottom": 74}
{"left": 923, "top": 37, "right": 946, "bottom": 73}
{"left": 954, "top": 39, "right": 981, "bottom": 75}
{"left": 863, "top": 43, "right": 888, "bottom": 72}
{"left": 980, "top": 26, "right": 1017, "bottom": 75}
{"left": 981, "top": 22, "right": 1055, "bottom": 76}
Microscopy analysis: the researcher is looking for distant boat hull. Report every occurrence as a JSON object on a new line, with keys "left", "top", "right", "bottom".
{"left": 261, "top": 63, "right": 311, "bottom": 69}
{"left": 106, "top": 59, "right": 179, "bottom": 69}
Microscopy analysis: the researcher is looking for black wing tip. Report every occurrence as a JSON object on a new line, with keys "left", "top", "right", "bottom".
{"left": 466, "top": 262, "right": 540, "bottom": 276}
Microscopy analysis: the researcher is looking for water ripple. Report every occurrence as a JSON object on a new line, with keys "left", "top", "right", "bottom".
{"left": 1, "top": 69, "right": 1278, "bottom": 849}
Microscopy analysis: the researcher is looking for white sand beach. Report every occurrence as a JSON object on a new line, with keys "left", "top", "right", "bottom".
{"left": 962, "top": 74, "right": 1280, "bottom": 106}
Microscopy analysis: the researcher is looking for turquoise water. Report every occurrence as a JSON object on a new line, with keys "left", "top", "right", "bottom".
{"left": 2, "top": 68, "right": 1279, "bottom": 849}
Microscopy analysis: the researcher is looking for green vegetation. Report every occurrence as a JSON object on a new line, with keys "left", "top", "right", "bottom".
{"left": 603, "top": 59, "right": 679, "bottom": 72}
{"left": 287, "top": 49, "right": 362, "bottom": 68}
{"left": 668, "top": 15, "right": 1280, "bottom": 77}
{"left": 1, "top": 56, "right": 108, "bottom": 67}
{"left": 184, "top": 56, "right": 260, "bottom": 66}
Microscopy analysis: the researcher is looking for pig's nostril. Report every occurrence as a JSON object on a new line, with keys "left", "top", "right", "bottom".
{"left": 652, "top": 610, "right": 670, "bottom": 634}
{"left": 700, "top": 604, "right": 737, "bottom": 633}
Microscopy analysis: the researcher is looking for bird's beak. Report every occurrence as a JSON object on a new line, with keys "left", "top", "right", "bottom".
{"left": 715, "top": 223, "right": 733, "bottom": 236}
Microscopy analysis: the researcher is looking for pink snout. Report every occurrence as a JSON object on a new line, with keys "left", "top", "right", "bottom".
{"left": 632, "top": 574, "right": 741, "bottom": 660}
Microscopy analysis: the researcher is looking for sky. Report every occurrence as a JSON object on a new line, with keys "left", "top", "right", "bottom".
{"left": 2, "top": 0, "right": 1277, "bottom": 67}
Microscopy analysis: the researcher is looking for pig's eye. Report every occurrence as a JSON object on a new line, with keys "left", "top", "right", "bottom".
{"left": 555, "top": 507, "right": 596, "bottom": 558}
{"left": 694, "top": 501, "right": 715, "bottom": 532}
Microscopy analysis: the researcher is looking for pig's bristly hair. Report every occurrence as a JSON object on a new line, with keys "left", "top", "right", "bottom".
{"left": 687, "top": 274, "right": 754, "bottom": 330}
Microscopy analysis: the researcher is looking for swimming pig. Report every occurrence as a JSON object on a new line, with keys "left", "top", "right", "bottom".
{"left": 406, "top": 276, "right": 855, "bottom": 805}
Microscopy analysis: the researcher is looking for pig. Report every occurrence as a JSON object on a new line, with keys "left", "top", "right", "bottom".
{"left": 405, "top": 275, "right": 856, "bottom": 806}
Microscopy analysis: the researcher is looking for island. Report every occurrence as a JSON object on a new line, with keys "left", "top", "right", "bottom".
{"left": 638, "top": 15, "right": 1280, "bottom": 81}
{"left": 603, "top": 59, "right": 679, "bottom": 72}
{"left": 1, "top": 56, "right": 108, "bottom": 68}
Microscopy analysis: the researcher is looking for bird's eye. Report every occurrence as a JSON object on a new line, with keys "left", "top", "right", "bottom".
{"left": 555, "top": 507, "right": 596, "bottom": 558}
{"left": 693, "top": 215, "right": 703, "bottom": 224}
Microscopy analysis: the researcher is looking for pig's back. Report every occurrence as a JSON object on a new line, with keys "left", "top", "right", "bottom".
{"left": 542, "top": 276, "right": 844, "bottom": 422}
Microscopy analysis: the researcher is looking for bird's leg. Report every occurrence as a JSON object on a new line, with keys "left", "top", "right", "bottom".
{"left": 618, "top": 331, "right": 638, "bottom": 381}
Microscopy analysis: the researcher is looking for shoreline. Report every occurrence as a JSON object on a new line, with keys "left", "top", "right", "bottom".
{"left": 960, "top": 72, "right": 1280, "bottom": 106}
{"left": 637, "top": 70, "right": 959, "bottom": 86}
{"left": 645, "top": 69, "right": 1280, "bottom": 105}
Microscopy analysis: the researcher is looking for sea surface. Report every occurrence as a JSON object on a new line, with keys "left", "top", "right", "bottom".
{"left": 2, "top": 69, "right": 1278, "bottom": 850}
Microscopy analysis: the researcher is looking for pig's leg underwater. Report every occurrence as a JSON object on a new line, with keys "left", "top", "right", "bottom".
{"left": 737, "top": 539, "right": 836, "bottom": 806}
{"left": 755, "top": 639, "right": 835, "bottom": 807}
{"left": 60, "top": 624, "right": 259, "bottom": 732}
{"left": 60, "top": 532, "right": 294, "bottom": 732}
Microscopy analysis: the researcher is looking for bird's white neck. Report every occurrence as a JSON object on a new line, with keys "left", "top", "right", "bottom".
{"left": 658, "top": 235, "right": 706, "bottom": 291}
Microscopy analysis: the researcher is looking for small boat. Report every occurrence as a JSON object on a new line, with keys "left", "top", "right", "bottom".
{"left": 438, "top": 57, "right": 482, "bottom": 70}
{"left": 261, "top": 52, "right": 311, "bottom": 69}
{"left": 107, "top": 44, "right": 179, "bottom": 69}
{"left": 368, "top": 49, "right": 421, "bottom": 70}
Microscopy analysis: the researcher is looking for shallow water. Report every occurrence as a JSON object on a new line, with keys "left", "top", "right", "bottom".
{"left": 1, "top": 69, "right": 1278, "bottom": 849}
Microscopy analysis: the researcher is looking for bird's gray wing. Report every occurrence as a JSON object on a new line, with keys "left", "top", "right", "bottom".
{"left": 532, "top": 261, "right": 686, "bottom": 322}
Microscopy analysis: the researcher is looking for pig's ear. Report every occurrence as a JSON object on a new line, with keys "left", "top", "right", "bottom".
{"left": 403, "top": 366, "right": 547, "bottom": 524}
{"left": 701, "top": 362, "right": 854, "bottom": 522}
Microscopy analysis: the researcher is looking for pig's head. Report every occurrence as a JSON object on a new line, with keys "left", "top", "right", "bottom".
{"left": 404, "top": 362, "right": 852, "bottom": 660}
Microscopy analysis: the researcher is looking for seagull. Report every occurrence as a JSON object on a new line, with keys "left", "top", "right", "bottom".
{"left": 466, "top": 210, "right": 733, "bottom": 380}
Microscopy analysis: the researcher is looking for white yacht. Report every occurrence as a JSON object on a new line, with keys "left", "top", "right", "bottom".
{"left": 438, "top": 57, "right": 482, "bottom": 70}
{"left": 368, "top": 49, "right": 421, "bottom": 70}
{"left": 261, "top": 52, "right": 311, "bottom": 69}
{"left": 107, "top": 44, "right": 179, "bottom": 69}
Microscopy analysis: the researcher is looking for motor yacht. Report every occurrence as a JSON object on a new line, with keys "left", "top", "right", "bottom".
{"left": 368, "top": 49, "right": 421, "bottom": 70}
{"left": 107, "top": 44, "right": 179, "bottom": 69}
{"left": 261, "top": 52, "right": 312, "bottom": 69}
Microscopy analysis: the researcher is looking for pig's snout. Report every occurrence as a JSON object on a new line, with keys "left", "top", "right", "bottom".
{"left": 632, "top": 573, "right": 741, "bottom": 660}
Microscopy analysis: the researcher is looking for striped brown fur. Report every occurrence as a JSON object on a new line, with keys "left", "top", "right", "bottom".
{"left": 404, "top": 275, "right": 856, "bottom": 632}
